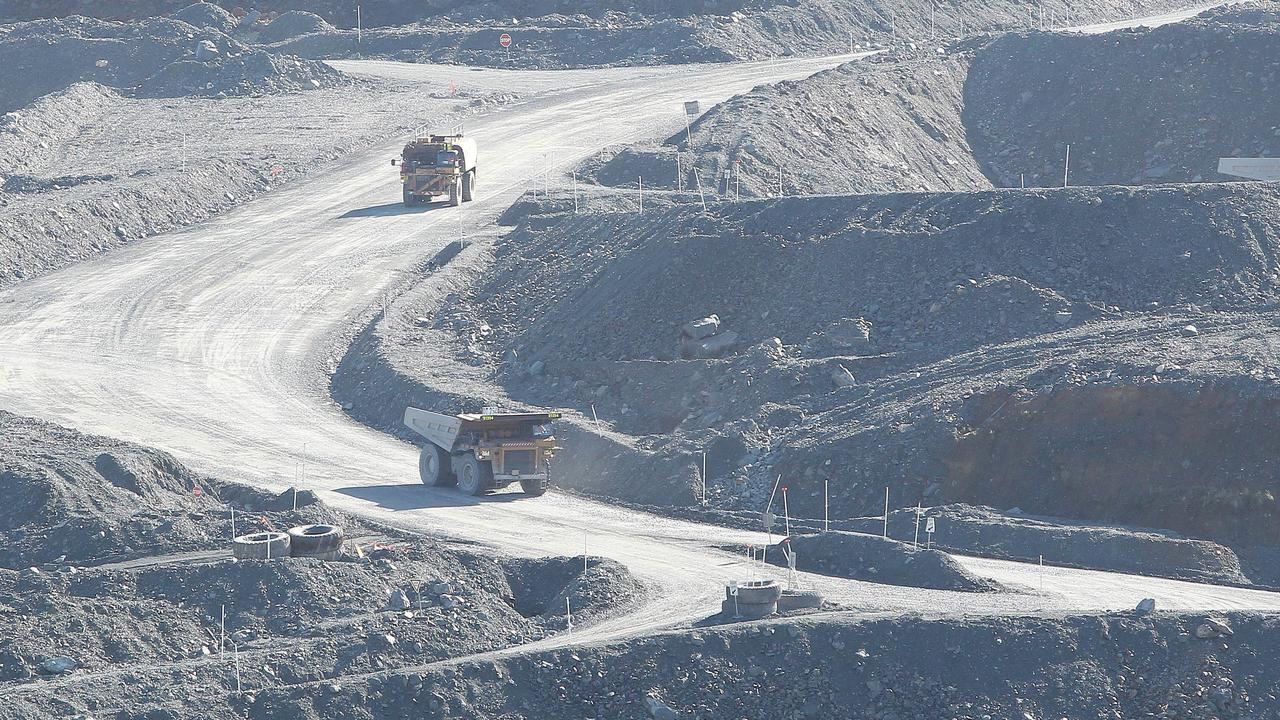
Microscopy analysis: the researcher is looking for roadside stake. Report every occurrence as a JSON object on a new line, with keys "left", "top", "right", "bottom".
{"left": 883, "top": 486, "right": 889, "bottom": 538}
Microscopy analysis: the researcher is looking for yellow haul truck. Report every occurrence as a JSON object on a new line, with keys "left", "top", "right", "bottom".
{"left": 404, "top": 407, "right": 559, "bottom": 496}
{"left": 392, "top": 133, "right": 477, "bottom": 207}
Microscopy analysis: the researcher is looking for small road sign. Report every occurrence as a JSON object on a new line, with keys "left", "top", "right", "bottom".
{"left": 499, "top": 33, "right": 512, "bottom": 48}
{"left": 926, "top": 517, "right": 935, "bottom": 534}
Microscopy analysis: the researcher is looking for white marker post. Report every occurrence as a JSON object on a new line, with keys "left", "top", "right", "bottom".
{"left": 782, "top": 486, "right": 791, "bottom": 538}
{"left": 233, "top": 642, "right": 242, "bottom": 694}
{"left": 572, "top": 171, "right": 578, "bottom": 213}
{"left": 693, "top": 168, "right": 708, "bottom": 214}
{"left": 219, "top": 604, "right": 226, "bottom": 655}
{"left": 914, "top": 502, "right": 922, "bottom": 548}
{"left": 590, "top": 403, "right": 599, "bottom": 431}
{"left": 1063, "top": 144, "right": 1071, "bottom": 187}
{"left": 566, "top": 597, "right": 573, "bottom": 637}
{"left": 356, "top": 5, "right": 362, "bottom": 44}
{"left": 883, "top": 486, "right": 889, "bottom": 538}
{"left": 638, "top": 176, "right": 644, "bottom": 214}
{"left": 824, "top": 477, "right": 829, "bottom": 533}
{"left": 229, "top": 505, "right": 235, "bottom": 539}
{"left": 701, "top": 450, "right": 707, "bottom": 506}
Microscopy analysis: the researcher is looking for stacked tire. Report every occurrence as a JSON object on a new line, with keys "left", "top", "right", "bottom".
{"left": 287, "top": 524, "right": 345, "bottom": 560}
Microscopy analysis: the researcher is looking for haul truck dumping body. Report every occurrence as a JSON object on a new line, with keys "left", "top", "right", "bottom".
{"left": 394, "top": 133, "right": 477, "bottom": 207}
{"left": 404, "top": 407, "right": 560, "bottom": 496}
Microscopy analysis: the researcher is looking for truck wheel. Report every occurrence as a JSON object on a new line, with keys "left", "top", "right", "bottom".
{"left": 461, "top": 171, "right": 474, "bottom": 202}
{"left": 402, "top": 187, "right": 416, "bottom": 207}
{"left": 449, "top": 179, "right": 461, "bottom": 207}
{"left": 419, "top": 445, "right": 454, "bottom": 487}
{"left": 456, "top": 452, "right": 492, "bottom": 496}
{"left": 519, "top": 478, "right": 547, "bottom": 497}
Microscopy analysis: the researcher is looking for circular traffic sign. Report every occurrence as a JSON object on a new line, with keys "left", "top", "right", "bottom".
{"left": 499, "top": 33, "right": 512, "bottom": 48}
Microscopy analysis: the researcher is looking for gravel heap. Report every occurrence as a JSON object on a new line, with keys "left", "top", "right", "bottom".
{"left": 589, "top": 7, "right": 1280, "bottom": 195}
{"left": 256, "top": 10, "right": 335, "bottom": 43}
{"left": 168, "top": 1, "right": 238, "bottom": 34}
{"left": 767, "top": 531, "right": 1001, "bottom": 592}
{"left": 0, "top": 14, "right": 349, "bottom": 113}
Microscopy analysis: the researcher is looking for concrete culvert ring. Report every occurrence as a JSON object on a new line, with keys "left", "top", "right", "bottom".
{"left": 778, "top": 589, "right": 823, "bottom": 612}
{"left": 232, "top": 531, "right": 290, "bottom": 559}
{"left": 735, "top": 579, "right": 782, "bottom": 605}
{"left": 287, "top": 524, "right": 344, "bottom": 557}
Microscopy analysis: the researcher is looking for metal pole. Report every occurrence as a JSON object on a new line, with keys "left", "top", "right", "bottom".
{"left": 782, "top": 487, "right": 791, "bottom": 537}
{"left": 357, "top": 5, "right": 362, "bottom": 44}
{"left": 824, "top": 478, "right": 829, "bottom": 532}
{"left": 701, "top": 451, "right": 707, "bottom": 506}
{"left": 1063, "top": 144, "right": 1071, "bottom": 187}
{"left": 883, "top": 486, "right": 889, "bottom": 538}
{"left": 913, "top": 502, "right": 921, "bottom": 548}
{"left": 693, "top": 168, "right": 708, "bottom": 213}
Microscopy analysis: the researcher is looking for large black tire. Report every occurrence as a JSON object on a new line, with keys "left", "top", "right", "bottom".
{"left": 402, "top": 186, "right": 416, "bottom": 207}
{"left": 232, "top": 532, "right": 290, "bottom": 560}
{"left": 449, "top": 179, "right": 461, "bottom": 207}
{"left": 461, "top": 171, "right": 474, "bottom": 202}
{"left": 455, "top": 452, "right": 492, "bottom": 496}
{"left": 287, "top": 524, "right": 345, "bottom": 558}
{"left": 419, "top": 445, "right": 454, "bottom": 487}
{"left": 520, "top": 477, "right": 547, "bottom": 496}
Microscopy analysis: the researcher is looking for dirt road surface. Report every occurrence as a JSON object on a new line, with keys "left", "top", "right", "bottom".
{"left": 1, "top": 42, "right": 1277, "bottom": 654}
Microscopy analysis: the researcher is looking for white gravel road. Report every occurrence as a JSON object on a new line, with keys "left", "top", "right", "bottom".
{"left": 0, "top": 38, "right": 1277, "bottom": 652}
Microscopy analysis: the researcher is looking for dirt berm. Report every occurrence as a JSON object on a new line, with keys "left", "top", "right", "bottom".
{"left": 7, "top": 610, "right": 1274, "bottom": 718}
{"left": 0, "top": 410, "right": 644, "bottom": 712}
{"left": 6, "top": 0, "right": 1194, "bottom": 65}
{"left": 0, "top": 15, "right": 348, "bottom": 114}
{"left": 363, "top": 180, "right": 1280, "bottom": 554}
{"left": 764, "top": 531, "right": 1002, "bottom": 592}
{"left": 587, "top": 7, "right": 1280, "bottom": 195}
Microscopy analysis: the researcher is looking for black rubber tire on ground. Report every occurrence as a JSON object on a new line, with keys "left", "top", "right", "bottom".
{"left": 455, "top": 452, "right": 492, "bottom": 496}
{"left": 449, "top": 179, "right": 461, "bottom": 207}
{"left": 402, "top": 186, "right": 416, "bottom": 207}
{"left": 777, "top": 589, "right": 824, "bottom": 612}
{"left": 520, "top": 477, "right": 547, "bottom": 496}
{"left": 232, "top": 531, "right": 290, "bottom": 560}
{"left": 419, "top": 444, "right": 455, "bottom": 487}
{"left": 287, "top": 524, "right": 345, "bottom": 556}
{"left": 461, "top": 171, "right": 474, "bottom": 202}
{"left": 736, "top": 579, "right": 782, "bottom": 605}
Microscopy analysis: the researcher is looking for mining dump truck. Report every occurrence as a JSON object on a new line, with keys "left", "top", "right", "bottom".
{"left": 392, "top": 133, "right": 477, "bottom": 207}
{"left": 404, "top": 407, "right": 560, "bottom": 496}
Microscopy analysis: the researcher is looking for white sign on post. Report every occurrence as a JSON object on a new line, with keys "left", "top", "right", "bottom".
{"left": 925, "top": 517, "right": 935, "bottom": 534}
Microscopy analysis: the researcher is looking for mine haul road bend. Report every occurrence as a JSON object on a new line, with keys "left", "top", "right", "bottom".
{"left": 1, "top": 48, "right": 1278, "bottom": 652}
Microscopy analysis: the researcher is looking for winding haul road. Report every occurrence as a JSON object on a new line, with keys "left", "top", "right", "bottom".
{"left": 1, "top": 32, "right": 1278, "bottom": 660}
